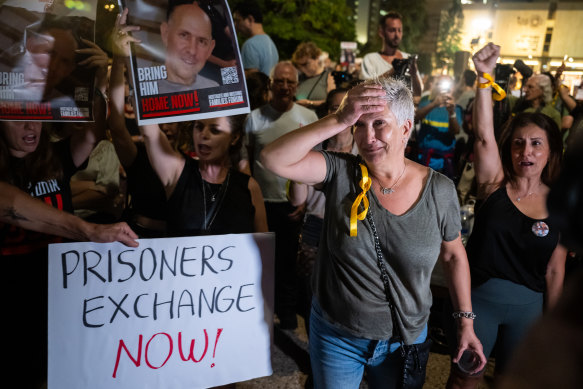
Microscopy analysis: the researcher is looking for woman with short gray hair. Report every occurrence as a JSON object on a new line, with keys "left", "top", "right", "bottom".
{"left": 261, "top": 77, "right": 486, "bottom": 388}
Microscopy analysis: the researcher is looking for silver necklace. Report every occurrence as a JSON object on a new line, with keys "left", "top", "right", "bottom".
{"left": 204, "top": 181, "right": 221, "bottom": 202}
{"left": 201, "top": 172, "right": 230, "bottom": 230}
{"left": 516, "top": 192, "right": 534, "bottom": 202}
{"left": 378, "top": 163, "right": 407, "bottom": 195}
{"left": 515, "top": 182, "right": 541, "bottom": 202}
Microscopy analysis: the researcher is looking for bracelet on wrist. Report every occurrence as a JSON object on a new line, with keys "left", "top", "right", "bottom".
{"left": 452, "top": 311, "right": 476, "bottom": 320}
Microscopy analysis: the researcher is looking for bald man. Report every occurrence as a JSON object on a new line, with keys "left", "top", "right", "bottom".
{"left": 158, "top": 1, "right": 218, "bottom": 93}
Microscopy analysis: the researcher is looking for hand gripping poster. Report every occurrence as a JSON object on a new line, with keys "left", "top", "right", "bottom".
{"left": 0, "top": 0, "right": 99, "bottom": 121}
{"left": 48, "top": 233, "right": 275, "bottom": 389}
{"left": 123, "top": 0, "right": 250, "bottom": 125}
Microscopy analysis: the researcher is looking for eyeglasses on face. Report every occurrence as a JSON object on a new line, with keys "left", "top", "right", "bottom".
{"left": 273, "top": 78, "right": 298, "bottom": 87}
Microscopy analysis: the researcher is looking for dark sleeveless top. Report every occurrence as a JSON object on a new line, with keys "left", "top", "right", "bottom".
{"left": 125, "top": 144, "right": 168, "bottom": 220}
{"left": 123, "top": 144, "right": 168, "bottom": 237}
{"left": 167, "top": 157, "right": 255, "bottom": 237}
{"left": 467, "top": 186, "right": 560, "bottom": 292}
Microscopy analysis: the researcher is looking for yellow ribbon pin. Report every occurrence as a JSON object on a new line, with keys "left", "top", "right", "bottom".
{"left": 350, "top": 163, "right": 372, "bottom": 237}
{"left": 477, "top": 72, "right": 507, "bottom": 101}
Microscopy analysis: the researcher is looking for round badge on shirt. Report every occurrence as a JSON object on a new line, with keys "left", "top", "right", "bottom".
{"left": 531, "top": 221, "right": 549, "bottom": 237}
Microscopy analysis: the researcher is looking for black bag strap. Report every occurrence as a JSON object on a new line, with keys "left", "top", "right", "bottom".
{"left": 364, "top": 200, "right": 408, "bottom": 358}
{"left": 355, "top": 162, "right": 431, "bottom": 388}
{"left": 305, "top": 70, "right": 327, "bottom": 100}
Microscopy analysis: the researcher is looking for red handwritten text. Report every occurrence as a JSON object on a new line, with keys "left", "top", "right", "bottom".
{"left": 112, "top": 329, "right": 223, "bottom": 378}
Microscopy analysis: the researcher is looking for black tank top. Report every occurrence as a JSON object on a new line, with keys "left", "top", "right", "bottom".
{"left": 467, "top": 186, "right": 560, "bottom": 292}
{"left": 125, "top": 144, "right": 168, "bottom": 221}
{"left": 167, "top": 157, "right": 255, "bottom": 237}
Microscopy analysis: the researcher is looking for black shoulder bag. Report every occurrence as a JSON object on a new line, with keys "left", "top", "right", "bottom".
{"left": 366, "top": 205, "right": 432, "bottom": 389}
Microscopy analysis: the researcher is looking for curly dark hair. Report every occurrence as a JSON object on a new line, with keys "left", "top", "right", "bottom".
{"left": 498, "top": 112, "right": 563, "bottom": 186}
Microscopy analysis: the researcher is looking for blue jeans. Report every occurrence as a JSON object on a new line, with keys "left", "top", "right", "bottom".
{"left": 309, "top": 299, "right": 428, "bottom": 389}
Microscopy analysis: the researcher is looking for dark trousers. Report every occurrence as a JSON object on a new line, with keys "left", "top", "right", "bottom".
{"left": 265, "top": 201, "right": 302, "bottom": 328}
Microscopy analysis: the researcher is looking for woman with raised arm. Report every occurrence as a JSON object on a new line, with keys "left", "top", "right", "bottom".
{"left": 261, "top": 76, "right": 485, "bottom": 389}
{"left": 111, "top": 10, "right": 267, "bottom": 236}
{"left": 446, "top": 43, "right": 567, "bottom": 389}
{"left": 0, "top": 34, "right": 117, "bottom": 388}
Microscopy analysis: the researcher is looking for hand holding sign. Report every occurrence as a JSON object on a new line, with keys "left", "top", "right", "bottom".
{"left": 48, "top": 233, "right": 274, "bottom": 389}
{"left": 83, "top": 221, "right": 139, "bottom": 248}
{"left": 111, "top": 8, "right": 141, "bottom": 58}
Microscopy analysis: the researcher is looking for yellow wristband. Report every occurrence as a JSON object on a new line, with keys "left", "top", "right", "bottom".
{"left": 478, "top": 73, "right": 506, "bottom": 101}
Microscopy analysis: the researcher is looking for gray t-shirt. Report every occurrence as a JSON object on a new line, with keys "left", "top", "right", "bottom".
{"left": 313, "top": 152, "right": 461, "bottom": 343}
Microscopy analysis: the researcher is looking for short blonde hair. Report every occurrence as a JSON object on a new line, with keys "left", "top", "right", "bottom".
{"left": 292, "top": 42, "right": 322, "bottom": 65}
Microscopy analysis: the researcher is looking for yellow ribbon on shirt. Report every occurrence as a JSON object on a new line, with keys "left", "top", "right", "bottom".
{"left": 477, "top": 72, "right": 507, "bottom": 102}
{"left": 350, "top": 163, "right": 372, "bottom": 237}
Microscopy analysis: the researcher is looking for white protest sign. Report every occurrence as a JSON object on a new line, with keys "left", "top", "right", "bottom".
{"left": 48, "top": 233, "right": 274, "bottom": 389}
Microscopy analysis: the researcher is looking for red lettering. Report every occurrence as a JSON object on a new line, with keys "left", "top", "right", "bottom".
{"left": 210, "top": 328, "right": 223, "bottom": 368}
{"left": 141, "top": 96, "right": 169, "bottom": 112}
{"left": 0, "top": 101, "right": 24, "bottom": 114}
{"left": 25, "top": 102, "right": 51, "bottom": 114}
{"left": 112, "top": 330, "right": 221, "bottom": 378}
{"left": 170, "top": 93, "right": 194, "bottom": 109}
{"left": 145, "top": 332, "right": 173, "bottom": 369}
{"left": 113, "top": 335, "right": 143, "bottom": 378}
{"left": 178, "top": 330, "right": 208, "bottom": 362}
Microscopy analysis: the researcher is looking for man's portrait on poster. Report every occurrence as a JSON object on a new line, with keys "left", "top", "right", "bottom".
{"left": 127, "top": 0, "right": 239, "bottom": 96}
{"left": 0, "top": 3, "right": 96, "bottom": 120}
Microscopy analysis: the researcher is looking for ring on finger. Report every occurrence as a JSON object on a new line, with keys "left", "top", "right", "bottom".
{"left": 118, "top": 30, "right": 127, "bottom": 37}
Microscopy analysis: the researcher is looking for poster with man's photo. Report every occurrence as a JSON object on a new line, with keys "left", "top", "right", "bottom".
{"left": 124, "top": 0, "right": 250, "bottom": 125}
{"left": 340, "top": 41, "right": 357, "bottom": 73}
{"left": 0, "top": 0, "right": 98, "bottom": 122}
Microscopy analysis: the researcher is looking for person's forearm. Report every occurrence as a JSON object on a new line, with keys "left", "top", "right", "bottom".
{"left": 441, "top": 243, "right": 477, "bottom": 339}
{"left": 442, "top": 253, "right": 473, "bottom": 313}
{"left": 545, "top": 244, "right": 567, "bottom": 309}
{"left": 1, "top": 182, "right": 96, "bottom": 241}
{"left": 289, "top": 182, "right": 308, "bottom": 207}
{"left": 473, "top": 75, "right": 495, "bottom": 144}
{"left": 261, "top": 114, "right": 344, "bottom": 181}
{"left": 108, "top": 55, "right": 137, "bottom": 168}
{"left": 448, "top": 114, "right": 461, "bottom": 136}
{"left": 546, "top": 268, "right": 564, "bottom": 310}
{"left": 297, "top": 99, "right": 325, "bottom": 109}
{"left": 558, "top": 87, "right": 577, "bottom": 111}
{"left": 414, "top": 101, "right": 436, "bottom": 121}
{"left": 1, "top": 182, "right": 138, "bottom": 246}
{"left": 70, "top": 179, "right": 98, "bottom": 196}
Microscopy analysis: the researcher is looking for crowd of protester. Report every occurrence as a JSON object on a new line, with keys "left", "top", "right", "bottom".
{"left": 1, "top": 2, "right": 582, "bottom": 389}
